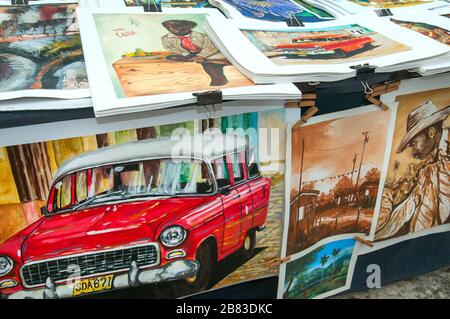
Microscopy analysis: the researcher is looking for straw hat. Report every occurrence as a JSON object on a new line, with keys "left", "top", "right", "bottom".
{"left": 397, "top": 101, "right": 450, "bottom": 153}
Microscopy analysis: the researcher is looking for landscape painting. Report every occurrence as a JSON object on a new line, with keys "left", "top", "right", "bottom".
{"left": 390, "top": 18, "right": 450, "bottom": 45}
{"left": 0, "top": 3, "right": 89, "bottom": 98}
{"left": 92, "top": 13, "right": 252, "bottom": 98}
{"left": 347, "top": 0, "right": 431, "bottom": 8}
{"left": 222, "top": 0, "right": 334, "bottom": 23}
{"left": 374, "top": 88, "right": 450, "bottom": 240}
{"left": 0, "top": 109, "right": 286, "bottom": 299}
{"left": 241, "top": 24, "right": 410, "bottom": 66}
{"left": 287, "top": 109, "right": 390, "bottom": 255}
{"left": 282, "top": 236, "right": 358, "bottom": 299}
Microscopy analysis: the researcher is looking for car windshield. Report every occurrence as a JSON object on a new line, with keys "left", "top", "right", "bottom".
{"left": 49, "top": 158, "right": 214, "bottom": 213}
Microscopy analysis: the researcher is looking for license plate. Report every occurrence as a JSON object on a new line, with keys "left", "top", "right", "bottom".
{"left": 72, "top": 274, "right": 114, "bottom": 296}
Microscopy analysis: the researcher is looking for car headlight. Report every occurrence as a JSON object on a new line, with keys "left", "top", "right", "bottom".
{"left": 0, "top": 256, "right": 13, "bottom": 277}
{"left": 160, "top": 226, "right": 187, "bottom": 247}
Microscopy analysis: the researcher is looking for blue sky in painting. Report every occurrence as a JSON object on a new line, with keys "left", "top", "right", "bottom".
{"left": 306, "top": 239, "right": 355, "bottom": 272}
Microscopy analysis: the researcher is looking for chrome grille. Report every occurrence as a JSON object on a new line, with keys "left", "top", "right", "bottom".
{"left": 21, "top": 244, "right": 159, "bottom": 287}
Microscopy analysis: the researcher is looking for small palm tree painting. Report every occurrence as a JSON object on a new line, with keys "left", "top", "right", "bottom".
{"left": 283, "top": 238, "right": 357, "bottom": 299}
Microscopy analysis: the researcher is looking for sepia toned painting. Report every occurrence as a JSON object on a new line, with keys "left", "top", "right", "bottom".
{"left": 0, "top": 3, "right": 89, "bottom": 94}
{"left": 222, "top": 0, "right": 334, "bottom": 23}
{"left": 93, "top": 13, "right": 252, "bottom": 98}
{"left": 375, "top": 88, "right": 450, "bottom": 240}
{"left": 283, "top": 237, "right": 357, "bottom": 299}
{"left": 347, "top": 0, "right": 431, "bottom": 8}
{"left": 242, "top": 24, "right": 410, "bottom": 66}
{"left": 0, "top": 109, "right": 286, "bottom": 299}
{"left": 390, "top": 18, "right": 450, "bottom": 46}
{"left": 287, "top": 110, "right": 390, "bottom": 255}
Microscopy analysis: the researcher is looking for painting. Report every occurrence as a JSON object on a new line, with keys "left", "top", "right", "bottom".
{"left": 221, "top": 0, "right": 334, "bottom": 23}
{"left": 0, "top": 3, "right": 89, "bottom": 98}
{"left": 241, "top": 24, "right": 410, "bottom": 66}
{"left": 282, "top": 236, "right": 359, "bottom": 299}
{"left": 92, "top": 13, "right": 252, "bottom": 98}
{"left": 286, "top": 108, "right": 390, "bottom": 255}
{"left": 123, "top": 0, "right": 213, "bottom": 8}
{"left": 374, "top": 88, "right": 450, "bottom": 240}
{"left": 0, "top": 109, "right": 286, "bottom": 299}
{"left": 390, "top": 18, "right": 450, "bottom": 45}
{"left": 346, "top": 0, "right": 431, "bottom": 8}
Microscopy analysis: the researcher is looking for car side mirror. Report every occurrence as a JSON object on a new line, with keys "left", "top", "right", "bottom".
{"left": 220, "top": 186, "right": 231, "bottom": 196}
{"left": 40, "top": 206, "right": 49, "bottom": 216}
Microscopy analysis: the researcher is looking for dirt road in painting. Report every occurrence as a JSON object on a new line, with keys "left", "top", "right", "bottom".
{"left": 291, "top": 206, "right": 373, "bottom": 253}
{"left": 211, "top": 182, "right": 284, "bottom": 289}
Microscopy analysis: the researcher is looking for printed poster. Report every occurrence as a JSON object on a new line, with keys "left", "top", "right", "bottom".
{"left": 285, "top": 106, "right": 391, "bottom": 255}
{"left": 374, "top": 87, "right": 450, "bottom": 240}
{"left": 241, "top": 24, "right": 410, "bottom": 66}
{"left": 0, "top": 1, "right": 90, "bottom": 100}
{"left": 0, "top": 109, "right": 286, "bottom": 299}
{"left": 279, "top": 234, "right": 361, "bottom": 299}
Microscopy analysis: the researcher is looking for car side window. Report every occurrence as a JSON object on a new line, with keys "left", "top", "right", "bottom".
{"left": 76, "top": 171, "right": 88, "bottom": 203}
{"left": 89, "top": 166, "right": 114, "bottom": 197}
{"left": 211, "top": 156, "right": 230, "bottom": 189}
{"left": 231, "top": 152, "right": 245, "bottom": 184}
{"left": 247, "top": 148, "right": 260, "bottom": 179}
{"left": 54, "top": 175, "right": 72, "bottom": 211}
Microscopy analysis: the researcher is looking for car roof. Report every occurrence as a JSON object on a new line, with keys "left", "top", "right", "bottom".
{"left": 54, "top": 133, "right": 248, "bottom": 181}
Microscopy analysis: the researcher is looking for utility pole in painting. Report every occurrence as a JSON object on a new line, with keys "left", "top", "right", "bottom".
{"left": 349, "top": 154, "right": 357, "bottom": 202}
{"left": 354, "top": 131, "right": 370, "bottom": 230}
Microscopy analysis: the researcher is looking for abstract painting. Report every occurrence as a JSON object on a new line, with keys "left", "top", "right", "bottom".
{"left": 92, "top": 13, "right": 252, "bottom": 98}
{"left": 287, "top": 108, "right": 390, "bottom": 255}
{"left": 242, "top": 24, "right": 410, "bottom": 65}
{"left": 282, "top": 236, "right": 358, "bottom": 299}
{"left": 222, "top": 0, "right": 334, "bottom": 23}
{"left": 0, "top": 3, "right": 89, "bottom": 97}
{"left": 375, "top": 88, "right": 450, "bottom": 240}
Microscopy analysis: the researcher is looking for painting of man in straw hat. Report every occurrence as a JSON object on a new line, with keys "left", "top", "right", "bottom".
{"left": 375, "top": 97, "right": 450, "bottom": 240}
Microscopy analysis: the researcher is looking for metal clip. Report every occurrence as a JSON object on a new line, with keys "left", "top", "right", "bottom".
{"left": 286, "top": 14, "right": 304, "bottom": 27}
{"left": 143, "top": 0, "right": 162, "bottom": 12}
{"left": 11, "top": 0, "right": 28, "bottom": 5}
{"left": 375, "top": 8, "right": 393, "bottom": 17}
{"left": 194, "top": 90, "right": 223, "bottom": 119}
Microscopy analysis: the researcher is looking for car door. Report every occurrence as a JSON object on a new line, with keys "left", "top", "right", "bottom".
{"left": 211, "top": 156, "right": 242, "bottom": 253}
{"left": 231, "top": 151, "right": 253, "bottom": 235}
{"left": 246, "top": 148, "right": 270, "bottom": 228}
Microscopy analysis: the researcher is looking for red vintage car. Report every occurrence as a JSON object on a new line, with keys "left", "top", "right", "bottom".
{"left": 274, "top": 33, "right": 375, "bottom": 57}
{"left": 0, "top": 134, "right": 271, "bottom": 299}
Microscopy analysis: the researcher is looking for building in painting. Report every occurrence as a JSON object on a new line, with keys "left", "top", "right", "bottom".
{"left": 287, "top": 190, "right": 320, "bottom": 255}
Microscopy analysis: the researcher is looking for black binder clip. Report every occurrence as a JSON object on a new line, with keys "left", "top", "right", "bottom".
{"left": 350, "top": 63, "right": 377, "bottom": 94}
{"left": 193, "top": 90, "right": 223, "bottom": 118}
{"left": 11, "top": 0, "right": 29, "bottom": 5}
{"left": 350, "top": 63, "right": 377, "bottom": 78}
{"left": 375, "top": 8, "right": 393, "bottom": 17}
{"left": 143, "top": 0, "right": 162, "bottom": 12}
{"left": 286, "top": 15, "right": 304, "bottom": 27}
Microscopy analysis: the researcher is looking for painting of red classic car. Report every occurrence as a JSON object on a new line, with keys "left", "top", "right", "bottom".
{"left": 0, "top": 133, "right": 271, "bottom": 299}
{"left": 273, "top": 33, "right": 376, "bottom": 58}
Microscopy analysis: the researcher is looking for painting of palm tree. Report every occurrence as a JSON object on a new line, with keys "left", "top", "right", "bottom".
{"left": 331, "top": 248, "right": 341, "bottom": 275}
{"left": 283, "top": 237, "right": 357, "bottom": 299}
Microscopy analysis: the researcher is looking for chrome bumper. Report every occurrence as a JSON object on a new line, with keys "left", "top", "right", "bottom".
{"left": 6, "top": 259, "right": 199, "bottom": 299}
